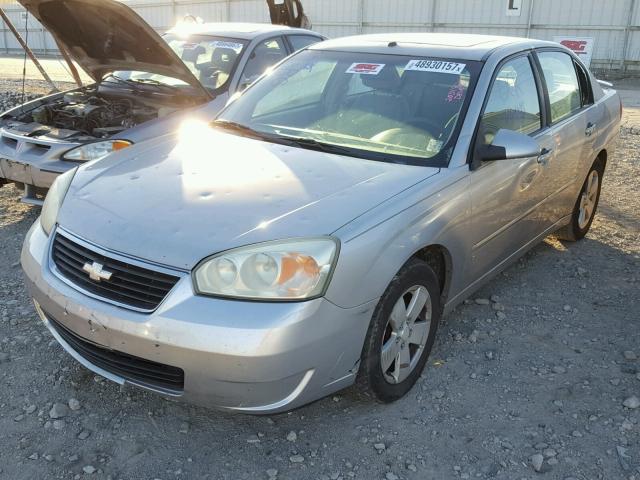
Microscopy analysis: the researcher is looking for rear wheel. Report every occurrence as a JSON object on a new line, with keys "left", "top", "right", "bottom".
{"left": 358, "top": 259, "right": 441, "bottom": 402}
{"left": 557, "top": 158, "right": 604, "bottom": 241}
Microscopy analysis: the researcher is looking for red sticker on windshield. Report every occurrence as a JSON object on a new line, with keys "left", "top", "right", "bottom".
{"left": 345, "top": 63, "right": 386, "bottom": 75}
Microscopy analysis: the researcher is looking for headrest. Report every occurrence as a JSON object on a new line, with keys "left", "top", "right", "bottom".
{"left": 361, "top": 64, "right": 402, "bottom": 91}
{"left": 182, "top": 45, "right": 205, "bottom": 63}
{"left": 211, "top": 47, "right": 238, "bottom": 64}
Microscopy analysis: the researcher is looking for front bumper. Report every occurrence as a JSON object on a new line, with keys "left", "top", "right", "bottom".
{"left": 0, "top": 128, "right": 80, "bottom": 203}
{"left": 21, "top": 222, "right": 376, "bottom": 413}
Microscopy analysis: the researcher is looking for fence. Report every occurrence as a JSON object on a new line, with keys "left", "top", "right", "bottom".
{"left": 1, "top": 0, "right": 640, "bottom": 74}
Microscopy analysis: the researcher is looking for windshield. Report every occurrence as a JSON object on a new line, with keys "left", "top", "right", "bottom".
{"left": 113, "top": 34, "right": 247, "bottom": 93}
{"left": 218, "top": 50, "right": 482, "bottom": 166}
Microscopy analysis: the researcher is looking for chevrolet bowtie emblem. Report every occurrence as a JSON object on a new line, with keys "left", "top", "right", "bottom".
{"left": 82, "top": 261, "right": 113, "bottom": 282}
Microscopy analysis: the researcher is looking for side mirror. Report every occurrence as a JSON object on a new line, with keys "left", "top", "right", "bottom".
{"left": 476, "top": 129, "right": 541, "bottom": 162}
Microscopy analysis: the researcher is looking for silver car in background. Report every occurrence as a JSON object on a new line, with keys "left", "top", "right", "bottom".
{"left": 0, "top": 0, "right": 324, "bottom": 204}
{"left": 22, "top": 33, "right": 621, "bottom": 413}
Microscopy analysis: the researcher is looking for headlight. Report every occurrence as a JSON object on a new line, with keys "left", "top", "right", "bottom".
{"left": 40, "top": 167, "right": 77, "bottom": 236}
{"left": 62, "top": 140, "right": 132, "bottom": 162}
{"left": 193, "top": 238, "right": 339, "bottom": 300}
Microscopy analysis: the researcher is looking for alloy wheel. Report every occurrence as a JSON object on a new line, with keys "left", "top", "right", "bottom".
{"left": 380, "top": 285, "right": 432, "bottom": 384}
{"left": 578, "top": 170, "right": 600, "bottom": 229}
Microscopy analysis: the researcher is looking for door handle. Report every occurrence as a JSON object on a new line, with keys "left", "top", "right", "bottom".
{"left": 537, "top": 147, "right": 553, "bottom": 165}
{"left": 585, "top": 122, "right": 597, "bottom": 137}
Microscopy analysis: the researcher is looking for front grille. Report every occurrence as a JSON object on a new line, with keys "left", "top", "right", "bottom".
{"left": 51, "top": 233, "right": 180, "bottom": 311}
{"left": 47, "top": 312, "right": 184, "bottom": 392}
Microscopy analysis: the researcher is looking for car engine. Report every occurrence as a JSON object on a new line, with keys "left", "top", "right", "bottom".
{"left": 26, "top": 90, "right": 159, "bottom": 138}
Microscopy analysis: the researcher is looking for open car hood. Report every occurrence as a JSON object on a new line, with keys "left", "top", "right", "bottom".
{"left": 20, "top": 0, "right": 210, "bottom": 97}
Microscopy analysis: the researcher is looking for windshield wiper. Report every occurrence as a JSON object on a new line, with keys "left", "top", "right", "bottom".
{"left": 102, "top": 74, "right": 180, "bottom": 93}
{"left": 275, "top": 136, "right": 358, "bottom": 156}
{"left": 211, "top": 120, "right": 275, "bottom": 141}
{"left": 129, "top": 78, "right": 182, "bottom": 92}
{"left": 212, "top": 122, "right": 362, "bottom": 156}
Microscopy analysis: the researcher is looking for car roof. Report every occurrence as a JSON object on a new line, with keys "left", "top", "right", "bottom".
{"left": 166, "top": 22, "right": 321, "bottom": 40}
{"left": 310, "top": 33, "right": 557, "bottom": 61}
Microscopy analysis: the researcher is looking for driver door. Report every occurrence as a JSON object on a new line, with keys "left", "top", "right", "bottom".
{"left": 468, "top": 53, "right": 555, "bottom": 282}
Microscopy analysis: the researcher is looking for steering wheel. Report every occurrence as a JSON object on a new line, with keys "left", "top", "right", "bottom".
{"left": 198, "top": 66, "right": 223, "bottom": 87}
{"left": 369, "top": 125, "right": 435, "bottom": 152}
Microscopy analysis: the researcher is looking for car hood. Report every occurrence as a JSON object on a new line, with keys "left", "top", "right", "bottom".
{"left": 58, "top": 124, "right": 439, "bottom": 270}
{"left": 19, "top": 0, "right": 209, "bottom": 97}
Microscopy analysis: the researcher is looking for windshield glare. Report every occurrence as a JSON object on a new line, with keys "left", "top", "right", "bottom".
{"left": 219, "top": 50, "right": 481, "bottom": 165}
{"left": 114, "top": 34, "right": 247, "bottom": 92}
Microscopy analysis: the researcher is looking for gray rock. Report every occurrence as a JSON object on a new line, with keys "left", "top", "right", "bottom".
{"left": 530, "top": 453, "right": 544, "bottom": 472}
{"left": 52, "top": 420, "right": 65, "bottom": 430}
{"left": 385, "top": 473, "right": 398, "bottom": 480}
{"left": 616, "top": 446, "right": 631, "bottom": 471}
{"left": 622, "top": 396, "right": 640, "bottom": 409}
{"left": 286, "top": 431, "right": 297, "bottom": 442}
{"left": 432, "top": 390, "right": 445, "bottom": 399}
{"left": 374, "top": 443, "right": 386, "bottom": 452}
{"left": 623, "top": 350, "right": 637, "bottom": 360}
{"left": 77, "top": 430, "right": 91, "bottom": 440}
{"left": 82, "top": 465, "right": 96, "bottom": 474}
{"left": 469, "top": 330, "right": 479, "bottom": 343}
{"left": 552, "top": 366, "right": 566, "bottom": 374}
{"left": 289, "top": 455, "right": 304, "bottom": 463}
{"left": 266, "top": 468, "right": 278, "bottom": 478}
{"left": 49, "top": 403, "right": 69, "bottom": 419}
{"left": 68, "top": 398, "right": 81, "bottom": 411}
{"left": 475, "top": 298, "right": 490, "bottom": 305}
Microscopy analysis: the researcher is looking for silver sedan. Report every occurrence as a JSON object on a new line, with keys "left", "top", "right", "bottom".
{"left": 22, "top": 33, "right": 621, "bottom": 413}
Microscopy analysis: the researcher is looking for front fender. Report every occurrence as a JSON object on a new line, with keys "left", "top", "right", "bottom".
{"left": 326, "top": 167, "right": 472, "bottom": 310}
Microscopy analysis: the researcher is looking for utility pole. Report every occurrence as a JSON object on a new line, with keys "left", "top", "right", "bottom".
{"left": 0, "top": 8, "right": 57, "bottom": 90}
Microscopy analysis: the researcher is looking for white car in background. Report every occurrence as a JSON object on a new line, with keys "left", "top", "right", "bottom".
{"left": 0, "top": 0, "right": 324, "bottom": 204}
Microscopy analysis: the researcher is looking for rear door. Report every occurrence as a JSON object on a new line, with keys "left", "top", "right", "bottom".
{"left": 468, "top": 53, "right": 556, "bottom": 281}
{"left": 534, "top": 49, "right": 593, "bottom": 220}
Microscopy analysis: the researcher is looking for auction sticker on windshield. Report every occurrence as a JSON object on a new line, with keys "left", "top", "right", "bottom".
{"left": 346, "top": 63, "right": 386, "bottom": 75}
{"left": 405, "top": 60, "right": 466, "bottom": 74}
{"left": 210, "top": 40, "right": 244, "bottom": 51}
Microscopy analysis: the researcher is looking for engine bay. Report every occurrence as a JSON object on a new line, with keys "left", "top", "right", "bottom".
{"left": 2, "top": 85, "right": 189, "bottom": 140}
{"left": 29, "top": 91, "right": 160, "bottom": 138}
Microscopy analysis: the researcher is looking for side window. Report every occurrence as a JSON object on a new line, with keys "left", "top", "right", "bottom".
{"left": 288, "top": 35, "right": 322, "bottom": 52}
{"left": 538, "top": 51, "right": 581, "bottom": 123}
{"left": 240, "top": 37, "right": 288, "bottom": 87}
{"left": 479, "top": 55, "right": 542, "bottom": 145}
{"left": 574, "top": 60, "right": 594, "bottom": 107}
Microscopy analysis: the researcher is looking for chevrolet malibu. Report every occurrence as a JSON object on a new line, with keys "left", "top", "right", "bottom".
{"left": 22, "top": 33, "right": 621, "bottom": 413}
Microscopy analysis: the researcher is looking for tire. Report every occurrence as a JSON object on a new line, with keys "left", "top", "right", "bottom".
{"left": 357, "top": 258, "right": 441, "bottom": 403}
{"left": 556, "top": 157, "right": 604, "bottom": 242}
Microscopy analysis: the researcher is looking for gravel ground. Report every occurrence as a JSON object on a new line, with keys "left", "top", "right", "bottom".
{"left": 0, "top": 80, "right": 638, "bottom": 480}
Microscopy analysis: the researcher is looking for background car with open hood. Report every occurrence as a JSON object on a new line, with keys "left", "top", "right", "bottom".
{"left": 0, "top": 0, "right": 324, "bottom": 204}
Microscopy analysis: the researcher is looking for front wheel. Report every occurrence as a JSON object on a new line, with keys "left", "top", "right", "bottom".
{"left": 557, "top": 158, "right": 604, "bottom": 241}
{"left": 357, "top": 259, "right": 441, "bottom": 402}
